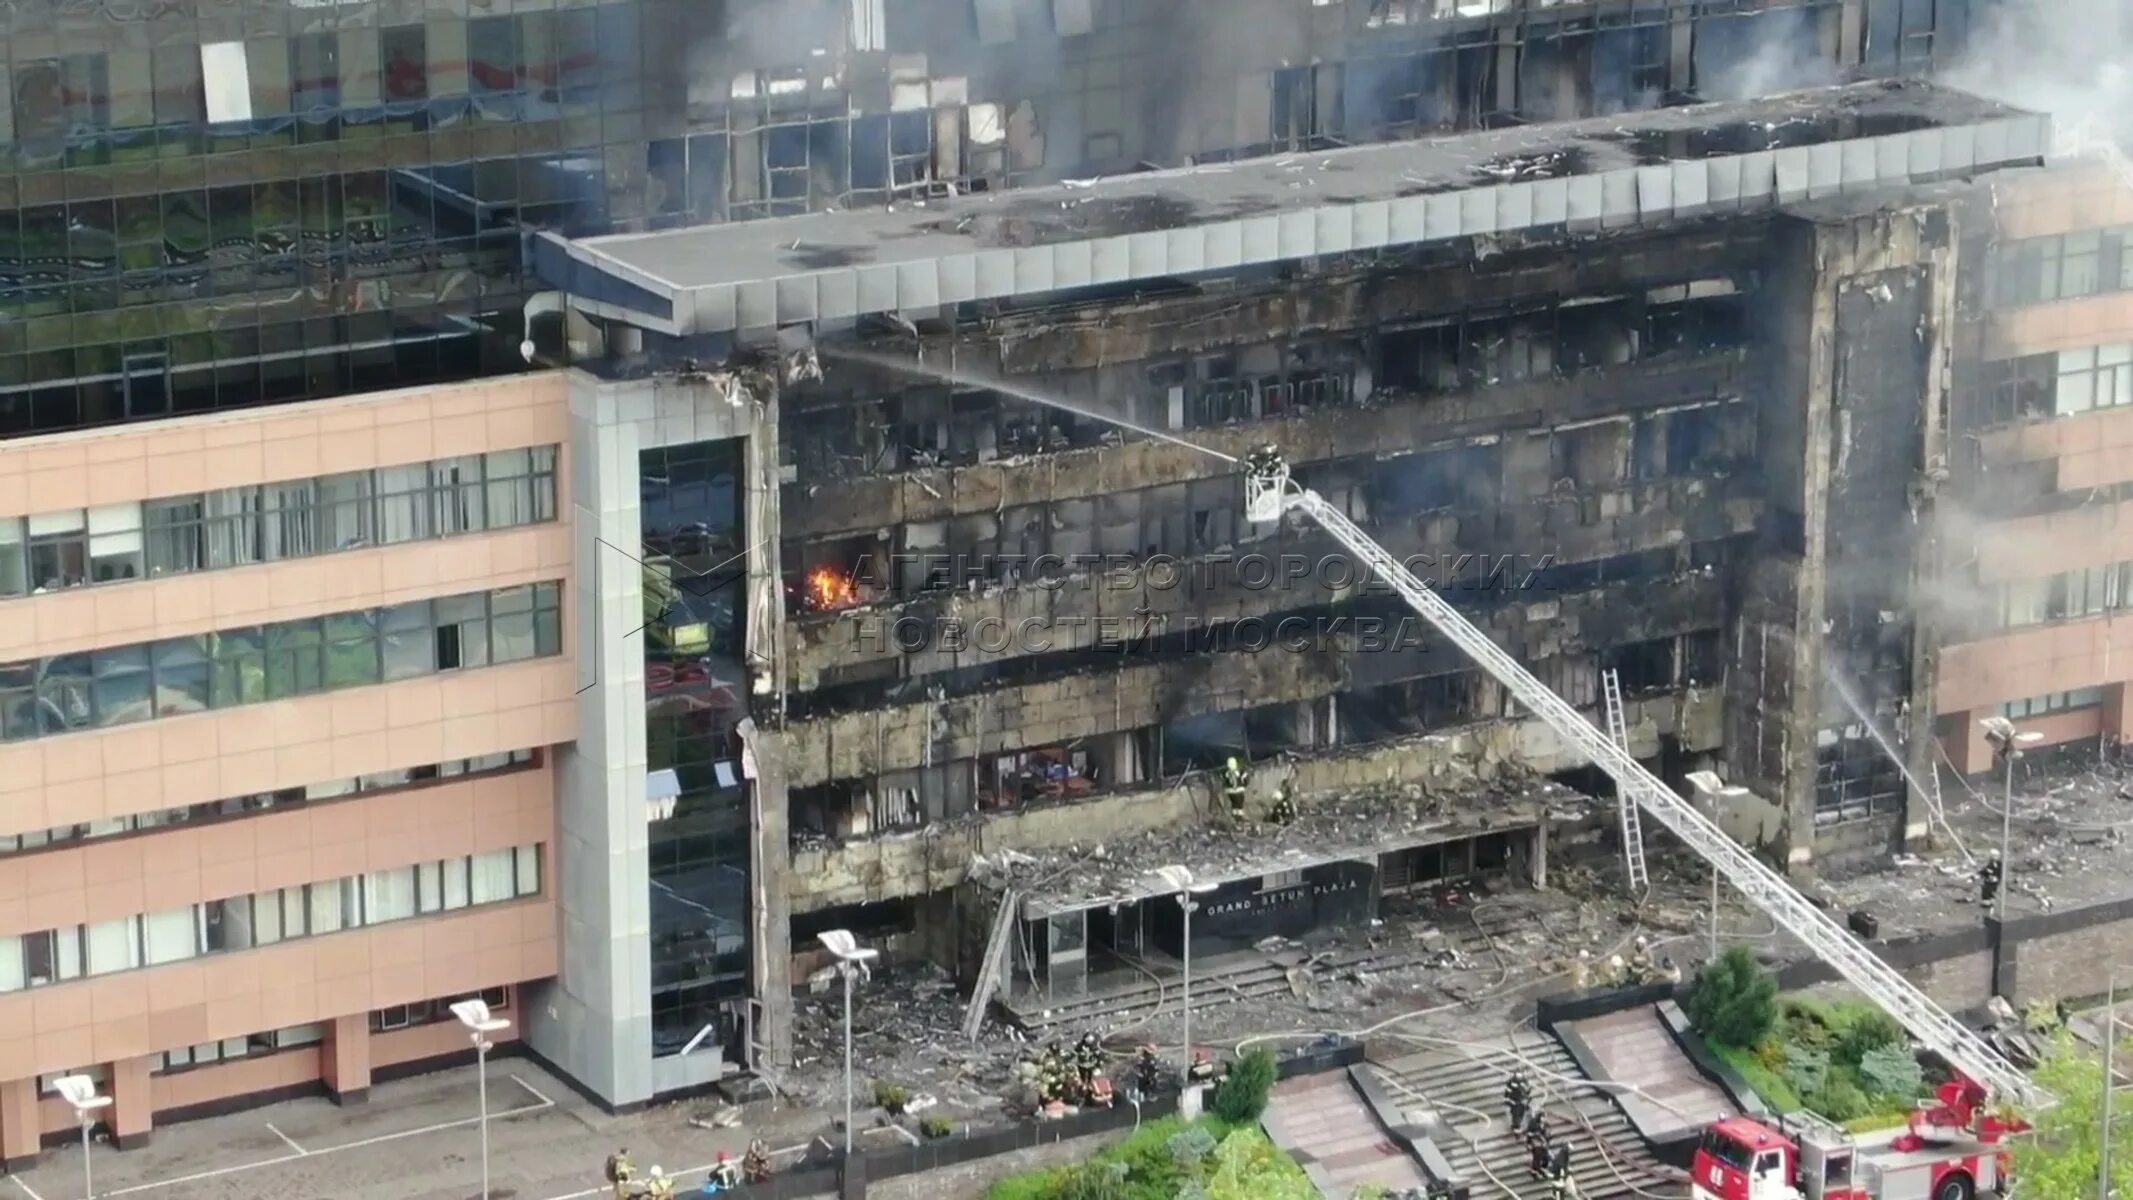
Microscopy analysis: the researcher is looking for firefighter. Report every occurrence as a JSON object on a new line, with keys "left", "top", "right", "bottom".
{"left": 1074, "top": 1033, "right": 1105, "bottom": 1096}
{"left": 1568, "top": 949, "right": 1593, "bottom": 990}
{"left": 1658, "top": 956, "right": 1683, "bottom": 986}
{"left": 743, "top": 1139, "right": 774, "bottom": 1184}
{"left": 1606, "top": 954, "right": 1628, "bottom": 987}
{"left": 1270, "top": 780, "right": 1299, "bottom": 826}
{"left": 1504, "top": 1069, "right": 1531, "bottom": 1130}
{"left": 1526, "top": 1116, "right": 1553, "bottom": 1178}
{"left": 606, "top": 1147, "right": 635, "bottom": 1200}
{"left": 1550, "top": 1146, "right": 1580, "bottom": 1200}
{"left": 1038, "top": 1042, "right": 1071, "bottom": 1105}
{"left": 1627, "top": 935, "right": 1655, "bottom": 981}
{"left": 1136, "top": 1044, "right": 1164, "bottom": 1097}
{"left": 1221, "top": 756, "right": 1252, "bottom": 820}
{"left": 644, "top": 1164, "right": 677, "bottom": 1199}
{"left": 1979, "top": 852, "right": 2004, "bottom": 908}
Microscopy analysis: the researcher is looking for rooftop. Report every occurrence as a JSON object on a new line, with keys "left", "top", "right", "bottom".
{"left": 537, "top": 81, "right": 2045, "bottom": 336}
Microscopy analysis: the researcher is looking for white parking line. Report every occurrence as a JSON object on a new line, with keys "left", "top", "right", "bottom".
{"left": 97, "top": 1074, "right": 556, "bottom": 1198}
{"left": 10, "top": 1175, "right": 47, "bottom": 1200}
{"left": 264, "top": 1123, "right": 306, "bottom": 1155}
{"left": 530, "top": 1142, "right": 813, "bottom": 1200}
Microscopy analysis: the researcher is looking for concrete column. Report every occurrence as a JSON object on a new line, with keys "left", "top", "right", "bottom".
{"left": 1939, "top": 709, "right": 1993, "bottom": 776}
{"left": 107, "top": 1055, "right": 154, "bottom": 1149}
{"left": 0, "top": 1076, "right": 40, "bottom": 1171}
{"left": 322, "top": 1013, "right": 373, "bottom": 1105}
{"left": 744, "top": 387, "right": 795, "bottom": 1071}
{"left": 1529, "top": 823, "right": 1549, "bottom": 890}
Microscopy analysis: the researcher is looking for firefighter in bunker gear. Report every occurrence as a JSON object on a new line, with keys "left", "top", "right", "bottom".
{"left": 1221, "top": 757, "right": 1251, "bottom": 819}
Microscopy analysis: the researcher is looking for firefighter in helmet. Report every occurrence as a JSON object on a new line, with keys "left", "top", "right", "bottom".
{"left": 1270, "top": 779, "right": 1298, "bottom": 826}
{"left": 743, "top": 1138, "right": 774, "bottom": 1183}
{"left": 1980, "top": 851, "right": 2004, "bottom": 909}
{"left": 1504, "top": 1069, "right": 1531, "bottom": 1130}
{"left": 1221, "top": 756, "right": 1252, "bottom": 820}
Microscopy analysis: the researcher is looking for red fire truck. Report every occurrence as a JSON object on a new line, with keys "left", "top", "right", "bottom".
{"left": 1691, "top": 1078, "right": 2026, "bottom": 1200}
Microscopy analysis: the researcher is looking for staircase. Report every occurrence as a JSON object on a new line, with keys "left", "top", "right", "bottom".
{"left": 1601, "top": 669, "right": 1648, "bottom": 896}
{"left": 1367, "top": 1031, "right": 1680, "bottom": 1200}
{"left": 961, "top": 888, "right": 1019, "bottom": 1041}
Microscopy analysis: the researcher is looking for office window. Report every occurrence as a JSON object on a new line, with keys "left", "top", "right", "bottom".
{"left": 90, "top": 646, "right": 153, "bottom": 728}
{"left": 442, "top": 857, "right": 472, "bottom": 910}
{"left": 2060, "top": 230, "right": 2104, "bottom": 299}
{"left": 490, "top": 586, "right": 539, "bottom": 663}
{"left": 262, "top": 480, "right": 320, "bottom": 560}
{"left": 84, "top": 918, "right": 140, "bottom": 976}
{"left": 323, "top": 612, "right": 382, "bottom": 688}
{"left": 265, "top": 618, "right": 326, "bottom": 699}
{"left": 209, "top": 627, "right": 268, "bottom": 707}
{"left": 434, "top": 594, "right": 490, "bottom": 670}
{"left": 515, "top": 845, "right": 541, "bottom": 896}
{"left": 363, "top": 869, "right": 418, "bottom": 924}
{"left": 380, "top": 600, "right": 436, "bottom": 680}
{"left": 145, "top": 497, "right": 207, "bottom": 575}
{"left": 0, "top": 519, "right": 24, "bottom": 596}
{"left": 484, "top": 446, "right": 556, "bottom": 526}
{"left": 152, "top": 636, "right": 212, "bottom": 717}
{"left": 309, "top": 879, "right": 354, "bottom": 935}
{"left": 317, "top": 472, "right": 376, "bottom": 550}
{"left": 2057, "top": 344, "right": 2133, "bottom": 415}
{"left": 470, "top": 849, "right": 517, "bottom": 904}
{"left": 26, "top": 510, "right": 88, "bottom": 591}
{"left": 203, "top": 487, "right": 265, "bottom": 568}
{"left": 87, "top": 503, "right": 144, "bottom": 582}
{"left": 204, "top": 897, "right": 253, "bottom": 952}
{"left": 376, "top": 465, "right": 432, "bottom": 544}
{"left": 416, "top": 861, "right": 445, "bottom": 913}
{"left": 0, "top": 938, "right": 23, "bottom": 992}
{"left": 430, "top": 456, "right": 486, "bottom": 535}
{"left": 39, "top": 655, "right": 93, "bottom": 735}
{"left": 142, "top": 907, "right": 198, "bottom": 965}
{"left": 534, "top": 582, "right": 563, "bottom": 656}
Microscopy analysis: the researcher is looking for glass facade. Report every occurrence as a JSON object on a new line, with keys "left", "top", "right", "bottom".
{"left": 639, "top": 438, "right": 749, "bottom": 1057}
{"left": 0, "top": 0, "right": 1985, "bottom": 440}
{"left": 0, "top": 580, "right": 561, "bottom": 741}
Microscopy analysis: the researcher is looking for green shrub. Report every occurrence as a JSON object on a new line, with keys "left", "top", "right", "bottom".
{"left": 1834, "top": 1011, "right": 1905, "bottom": 1066}
{"left": 1690, "top": 947, "right": 1779, "bottom": 1048}
{"left": 1169, "top": 1126, "right": 1220, "bottom": 1167}
{"left": 1784, "top": 1046, "right": 1831, "bottom": 1097}
{"left": 1751, "top": 1036, "right": 1789, "bottom": 1074}
{"left": 872, "top": 1080, "right": 910, "bottom": 1113}
{"left": 920, "top": 1115, "right": 954, "bottom": 1139}
{"left": 1212, "top": 1049, "right": 1279, "bottom": 1125}
{"left": 1811, "top": 1076, "right": 1872, "bottom": 1122}
{"left": 1055, "top": 1160, "right": 1130, "bottom": 1200}
{"left": 1857, "top": 1045, "right": 1925, "bottom": 1103}
{"left": 1780, "top": 999, "right": 1837, "bottom": 1051}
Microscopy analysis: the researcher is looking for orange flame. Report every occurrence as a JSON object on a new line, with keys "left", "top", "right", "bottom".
{"left": 807, "top": 565, "right": 861, "bottom": 611}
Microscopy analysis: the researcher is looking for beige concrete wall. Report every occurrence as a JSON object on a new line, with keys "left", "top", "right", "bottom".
{"left": 1935, "top": 615, "right": 2133, "bottom": 713}
{"left": 1991, "top": 165, "right": 2133, "bottom": 242}
{"left": 0, "top": 764, "right": 554, "bottom": 938}
{"left": 0, "top": 657, "right": 577, "bottom": 837}
{"left": 1973, "top": 499, "right": 2133, "bottom": 584}
{"left": 0, "top": 899, "right": 556, "bottom": 1085}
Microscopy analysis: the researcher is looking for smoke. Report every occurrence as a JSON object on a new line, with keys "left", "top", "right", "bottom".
{"left": 1696, "top": 7, "right": 1840, "bottom": 105}
{"left": 1940, "top": 0, "right": 2133, "bottom": 151}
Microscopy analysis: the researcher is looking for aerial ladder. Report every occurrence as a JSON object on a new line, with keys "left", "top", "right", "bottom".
{"left": 1238, "top": 447, "right": 2045, "bottom": 1109}
{"left": 1600, "top": 668, "right": 1649, "bottom": 895}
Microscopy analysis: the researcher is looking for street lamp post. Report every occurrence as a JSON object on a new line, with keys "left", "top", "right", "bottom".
{"left": 819, "top": 930, "right": 879, "bottom": 1163}
{"left": 52, "top": 1074, "right": 110, "bottom": 1200}
{"left": 450, "top": 998, "right": 513, "bottom": 1200}
{"left": 1154, "top": 866, "right": 1218, "bottom": 1080}
{"left": 1980, "top": 717, "right": 2043, "bottom": 922}
{"left": 1685, "top": 772, "right": 1751, "bottom": 959}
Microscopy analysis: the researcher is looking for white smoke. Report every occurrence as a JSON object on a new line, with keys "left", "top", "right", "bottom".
{"left": 1940, "top": 0, "right": 2133, "bottom": 152}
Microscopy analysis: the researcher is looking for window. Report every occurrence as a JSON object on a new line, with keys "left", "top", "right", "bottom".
{"left": 203, "top": 487, "right": 264, "bottom": 569}
{"left": 434, "top": 594, "right": 490, "bottom": 670}
{"left": 209, "top": 627, "right": 267, "bottom": 707}
{"left": 0, "top": 519, "right": 24, "bottom": 596}
{"left": 265, "top": 618, "right": 326, "bottom": 699}
{"left": 534, "top": 583, "right": 563, "bottom": 656}
{"left": 84, "top": 918, "right": 140, "bottom": 976}
{"left": 261, "top": 480, "right": 320, "bottom": 561}
{"left": 514, "top": 845, "right": 541, "bottom": 896}
{"left": 86, "top": 503, "right": 144, "bottom": 582}
{"left": 2000, "top": 689, "right": 2107, "bottom": 719}
{"left": 152, "top": 637, "right": 212, "bottom": 717}
{"left": 430, "top": 456, "right": 486, "bottom": 535}
{"left": 323, "top": 612, "right": 382, "bottom": 688}
{"left": 376, "top": 464, "right": 432, "bottom": 544}
{"left": 142, "top": 907, "right": 198, "bottom": 965}
{"left": 316, "top": 472, "right": 376, "bottom": 550}
{"left": 490, "top": 586, "right": 538, "bottom": 663}
{"left": 90, "top": 646, "right": 152, "bottom": 728}
{"left": 145, "top": 497, "right": 207, "bottom": 575}
{"left": 26, "top": 510, "right": 88, "bottom": 591}
{"left": 2056, "top": 344, "right": 2133, "bottom": 415}
{"left": 363, "top": 869, "right": 418, "bottom": 924}
{"left": 484, "top": 446, "right": 556, "bottom": 527}
{"left": 470, "top": 849, "right": 517, "bottom": 904}
{"left": 381, "top": 600, "right": 436, "bottom": 680}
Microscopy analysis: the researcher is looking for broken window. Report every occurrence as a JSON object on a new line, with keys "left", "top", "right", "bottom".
{"left": 1373, "top": 442, "right": 1502, "bottom": 517}
{"left": 1645, "top": 284, "right": 1748, "bottom": 356}
{"left": 1549, "top": 420, "right": 1629, "bottom": 489}
{"left": 1603, "top": 637, "right": 1675, "bottom": 693}
{"left": 1664, "top": 405, "right": 1733, "bottom": 476}
{"left": 1466, "top": 313, "right": 1555, "bottom": 384}
{"left": 1378, "top": 323, "right": 1460, "bottom": 394}
{"left": 1681, "top": 631, "right": 1724, "bottom": 686}
{"left": 1592, "top": 18, "right": 1669, "bottom": 114}
{"left": 1518, "top": 24, "right": 1594, "bottom": 121}
{"left": 981, "top": 745, "right": 1096, "bottom": 811}
{"left": 1555, "top": 298, "right": 1639, "bottom": 370}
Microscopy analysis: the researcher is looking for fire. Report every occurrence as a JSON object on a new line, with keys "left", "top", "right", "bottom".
{"left": 807, "top": 565, "right": 861, "bottom": 611}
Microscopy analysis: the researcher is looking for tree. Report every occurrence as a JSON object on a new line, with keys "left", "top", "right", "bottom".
{"left": 2010, "top": 1032, "right": 2133, "bottom": 1200}
{"left": 1689, "top": 946, "right": 1779, "bottom": 1048}
{"left": 1213, "top": 1049, "right": 1280, "bottom": 1124}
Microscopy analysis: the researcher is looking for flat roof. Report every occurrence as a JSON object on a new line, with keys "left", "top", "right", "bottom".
{"left": 540, "top": 81, "right": 2045, "bottom": 336}
{"left": 987, "top": 776, "right": 1587, "bottom": 920}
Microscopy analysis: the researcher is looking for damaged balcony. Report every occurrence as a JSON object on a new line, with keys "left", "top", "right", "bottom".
{"left": 785, "top": 684, "right": 1723, "bottom": 915}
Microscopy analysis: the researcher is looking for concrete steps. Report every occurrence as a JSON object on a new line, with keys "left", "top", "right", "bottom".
{"left": 1263, "top": 1070, "right": 1430, "bottom": 1197}
{"left": 1562, "top": 1007, "right": 1732, "bottom": 1140}
{"left": 1368, "top": 1032, "right": 1682, "bottom": 1200}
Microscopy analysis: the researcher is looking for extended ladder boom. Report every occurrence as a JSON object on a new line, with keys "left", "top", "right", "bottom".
{"left": 1280, "top": 484, "right": 2043, "bottom": 1108}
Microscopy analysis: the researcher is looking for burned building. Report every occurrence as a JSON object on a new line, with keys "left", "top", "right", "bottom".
{"left": 524, "top": 78, "right": 2047, "bottom": 1088}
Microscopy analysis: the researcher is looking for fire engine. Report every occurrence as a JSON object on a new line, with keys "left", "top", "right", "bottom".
{"left": 1692, "top": 1079, "right": 2026, "bottom": 1200}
